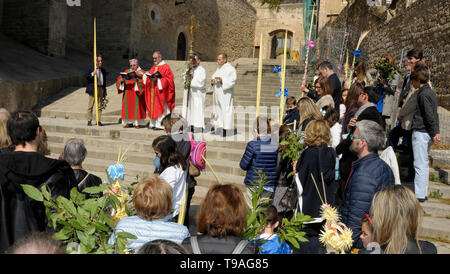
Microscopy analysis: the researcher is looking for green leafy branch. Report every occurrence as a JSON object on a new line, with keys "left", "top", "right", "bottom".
{"left": 21, "top": 183, "right": 137, "bottom": 254}
{"left": 243, "top": 170, "right": 312, "bottom": 249}
{"left": 374, "top": 59, "right": 401, "bottom": 82}
{"left": 280, "top": 133, "right": 306, "bottom": 178}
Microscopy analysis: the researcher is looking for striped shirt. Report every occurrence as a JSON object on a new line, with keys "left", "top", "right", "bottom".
{"left": 108, "top": 215, "right": 190, "bottom": 251}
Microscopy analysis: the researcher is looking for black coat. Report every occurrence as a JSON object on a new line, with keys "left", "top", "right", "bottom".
{"left": 0, "top": 152, "right": 77, "bottom": 253}
{"left": 85, "top": 66, "right": 107, "bottom": 96}
{"left": 73, "top": 169, "right": 102, "bottom": 196}
{"left": 328, "top": 73, "right": 342, "bottom": 113}
{"left": 296, "top": 144, "right": 336, "bottom": 219}
{"left": 283, "top": 108, "right": 300, "bottom": 129}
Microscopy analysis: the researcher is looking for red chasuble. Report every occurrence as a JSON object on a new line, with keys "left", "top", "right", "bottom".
{"left": 144, "top": 63, "right": 175, "bottom": 119}
{"left": 116, "top": 69, "right": 147, "bottom": 120}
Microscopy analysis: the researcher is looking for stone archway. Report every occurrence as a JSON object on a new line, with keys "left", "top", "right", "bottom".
{"left": 269, "top": 30, "right": 293, "bottom": 59}
{"left": 176, "top": 32, "right": 187, "bottom": 60}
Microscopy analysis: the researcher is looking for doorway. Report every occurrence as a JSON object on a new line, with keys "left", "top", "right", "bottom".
{"left": 177, "top": 32, "right": 187, "bottom": 60}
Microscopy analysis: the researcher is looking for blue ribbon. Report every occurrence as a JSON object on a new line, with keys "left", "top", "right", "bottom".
{"left": 272, "top": 66, "right": 282, "bottom": 72}
{"left": 275, "top": 88, "right": 289, "bottom": 98}
{"left": 106, "top": 163, "right": 126, "bottom": 183}
{"left": 355, "top": 49, "right": 362, "bottom": 57}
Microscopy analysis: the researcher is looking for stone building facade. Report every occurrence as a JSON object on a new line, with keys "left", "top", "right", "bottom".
{"left": 248, "top": 0, "right": 346, "bottom": 61}
{"left": 0, "top": 0, "right": 256, "bottom": 62}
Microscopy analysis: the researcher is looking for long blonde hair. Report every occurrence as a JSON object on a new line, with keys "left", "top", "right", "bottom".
{"left": 370, "top": 185, "right": 422, "bottom": 254}
{"left": 0, "top": 108, "right": 11, "bottom": 149}
{"left": 297, "top": 97, "right": 323, "bottom": 126}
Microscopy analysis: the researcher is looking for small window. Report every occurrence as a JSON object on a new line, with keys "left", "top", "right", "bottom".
{"left": 149, "top": 5, "right": 161, "bottom": 25}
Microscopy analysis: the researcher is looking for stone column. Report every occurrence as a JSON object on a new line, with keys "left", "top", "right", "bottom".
{"left": 48, "top": 0, "right": 67, "bottom": 57}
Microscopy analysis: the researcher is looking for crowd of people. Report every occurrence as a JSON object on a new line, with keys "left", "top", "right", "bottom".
{"left": 0, "top": 48, "right": 442, "bottom": 255}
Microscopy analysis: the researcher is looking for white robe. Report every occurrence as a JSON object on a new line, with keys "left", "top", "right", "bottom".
{"left": 211, "top": 62, "right": 237, "bottom": 130}
{"left": 182, "top": 65, "right": 207, "bottom": 128}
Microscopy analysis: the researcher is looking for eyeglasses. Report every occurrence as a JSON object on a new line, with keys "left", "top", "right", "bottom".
{"left": 315, "top": 86, "right": 321, "bottom": 89}
{"left": 350, "top": 134, "right": 362, "bottom": 140}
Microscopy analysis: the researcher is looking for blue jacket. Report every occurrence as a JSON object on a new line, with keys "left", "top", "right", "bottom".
{"left": 240, "top": 136, "right": 278, "bottom": 191}
{"left": 255, "top": 234, "right": 292, "bottom": 254}
{"left": 339, "top": 153, "right": 394, "bottom": 249}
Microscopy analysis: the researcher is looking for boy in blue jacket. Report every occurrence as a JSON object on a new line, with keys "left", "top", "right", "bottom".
{"left": 255, "top": 205, "right": 291, "bottom": 254}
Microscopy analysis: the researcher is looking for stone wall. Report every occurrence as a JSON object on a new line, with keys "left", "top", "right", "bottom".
{"left": 127, "top": 0, "right": 256, "bottom": 63}
{"left": 216, "top": 0, "right": 256, "bottom": 61}
{"left": 315, "top": 0, "right": 449, "bottom": 109}
{"left": 94, "top": 0, "right": 133, "bottom": 60}
{"left": 0, "top": 76, "right": 85, "bottom": 113}
{"left": 1, "top": 0, "right": 50, "bottom": 54}
{"left": 48, "top": 0, "right": 68, "bottom": 57}
{"left": 66, "top": 0, "right": 93, "bottom": 54}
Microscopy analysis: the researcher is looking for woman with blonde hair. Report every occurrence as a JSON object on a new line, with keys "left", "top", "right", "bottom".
{"left": 297, "top": 97, "right": 323, "bottom": 131}
{"left": 182, "top": 184, "right": 259, "bottom": 254}
{"left": 370, "top": 185, "right": 437, "bottom": 254}
{"left": 108, "top": 174, "right": 190, "bottom": 252}
{"left": 293, "top": 119, "right": 336, "bottom": 254}
{"left": 0, "top": 108, "right": 12, "bottom": 153}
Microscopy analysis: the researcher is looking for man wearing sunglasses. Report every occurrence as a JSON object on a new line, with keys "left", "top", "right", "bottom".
{"left": 340, "top": 120, "right": 395, "bottom": 249}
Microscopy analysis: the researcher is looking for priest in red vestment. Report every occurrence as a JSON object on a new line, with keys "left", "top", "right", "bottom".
{"left": 145, "top": 51, "right": 175, "bottom": 130}
{"left": 116, "top": 59, "right": 147, "bottom": 128}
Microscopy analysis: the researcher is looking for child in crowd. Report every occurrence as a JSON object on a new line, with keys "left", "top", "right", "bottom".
{"left": 340, "top": 88, "right": 348, "bottom": 120}
{"left": 255, "top": 205, "right": 292, "bottom": 254}
{"left": 323, "top": 105, "right": 342, "bottom": 148}
{"left": 240, "top": 116, "right": 278, "bottom": 207}
{"left": 283, "top": 97, "right": 300, "bottom": 130}
{"left": 152, "top": 135, "right": 187, "bottom": 220}
{"left": 360, "top": 214, "right": 375, "bottom": 249}
{"left": 161, "top": 113, "right": 196, "bottom": 228}
{"left": 351, "top": 213, "right": 376, "bottom": 254}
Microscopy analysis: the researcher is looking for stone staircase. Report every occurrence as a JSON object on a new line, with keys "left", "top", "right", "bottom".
{"left": 37, "top": 58, "right": 450, "bottom": 253}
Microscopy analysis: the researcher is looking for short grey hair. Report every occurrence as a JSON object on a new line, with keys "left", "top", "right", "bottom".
{"left": 129, "top": 59, "right": 139, "bottom": 64}
{"left": 63, "top": 138, "right": 87, "bottom": 166}
{"left": 355, "top": 120, "right": 385, "bottom": 152}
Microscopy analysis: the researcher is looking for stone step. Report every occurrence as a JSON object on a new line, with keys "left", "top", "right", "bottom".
{"left": 421, "top": 199, "right": 450, "bottom": 218}
{"left": 431, "top": 150, "right": 450, "bottom": 169}
{"left": 420, "top": 216, "right": 450, "bottom": 242}
{"left": 428, "top": 181, "right": 450, "bottom": 198}
{"left": 46, "top": 133, "right": 246, "bottom": 162}
{"left": 48, "top": 141, "right": 247, "bottom": 177}
{"left": 429, "top": 167, "right": 449, "bottom": 185}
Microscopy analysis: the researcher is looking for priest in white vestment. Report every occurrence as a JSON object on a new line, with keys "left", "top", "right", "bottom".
{"left": 211, "top": 53, "right": 237, "bottom": 136}
{"left": 182, "top": 54, "right": 207, "bottom": 132}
